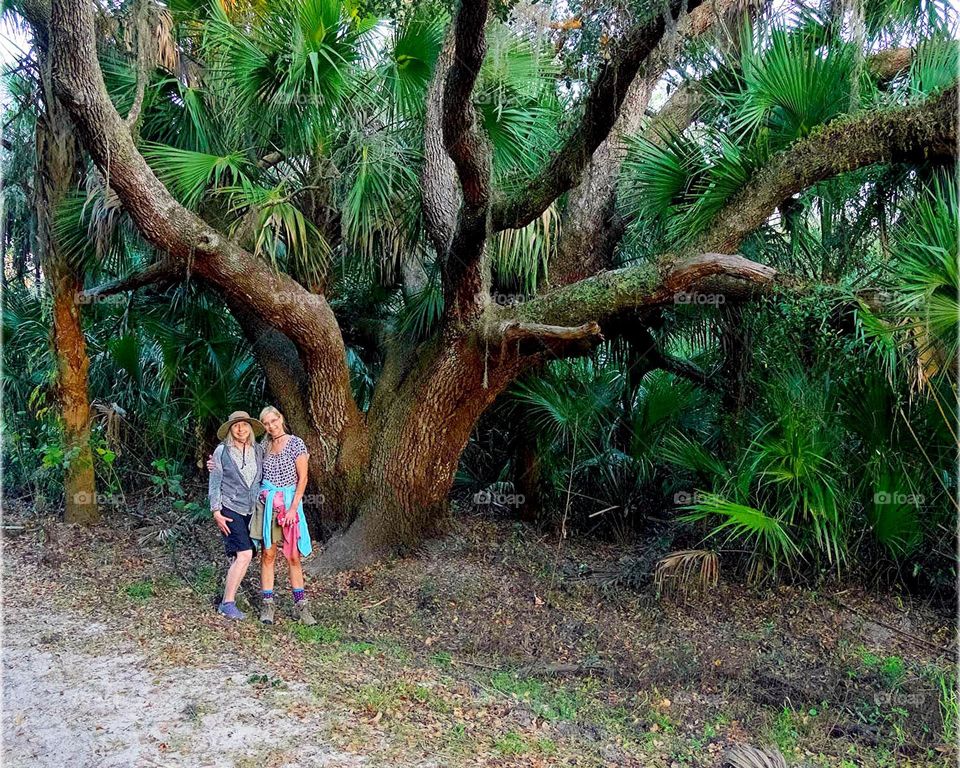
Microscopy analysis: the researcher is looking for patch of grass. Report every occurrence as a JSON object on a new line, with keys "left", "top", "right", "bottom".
{"left": 444, "top": 722, "right": 472, "bottom": 755}
{"left": 410, "top": 683, "right": 453, "bottom": 713}
{"left": 493, "top": 730, "right": 527, "bottom": 756}
{"left": 646, "top": 708, "right": 675, "bottom": 735}
{"left": 343, "top": 640, "right": 377, "bottom": 655}
{"left": 934, "top": 670, "right": 959, "bottom": 745}
{"left": 489, "top": 671, "right": 580, "bottom": 721}
{"left": 768, "top": 706, "right": 800, "bottom": 753}
{"left": 857, "top": 648, "right": 906, "bottom": 688}
{"left": 702, "top": 712, "right": 730, "bottom": 740}
{"left": 880, "top": 657, "right": 905, "bottom": 687}
{"left": 191, "top": 563, "right": 218, "bottom": 595}
{"left": 377, "top": 638, "right": 413, "bottom": 662}
{"left": 590, "top": 702, "right": 634, "bottom": 732}
{"left": 354, "top": 680, "right": 451, "bottom": 716}
{"left": 491, "top": 671, "right": 544, "bottom": 700}
{"left": 124, "top": 580, "right": 154, "bottom": 600}
{"left": 292, "top": 624, "right": 342, "bottom": 644}
{"left": 356, "top": 683, "right": 402, "bottom": 714}
{"left": 430, "top": 650, "right": 453, "bottom": 668}
{"left": 536, "top": 736, "right": 558, "bottom": 755}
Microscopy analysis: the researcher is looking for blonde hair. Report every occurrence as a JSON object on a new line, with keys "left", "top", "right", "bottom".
{"left": 259, "top": 405, "right": 287, "bottom": 448}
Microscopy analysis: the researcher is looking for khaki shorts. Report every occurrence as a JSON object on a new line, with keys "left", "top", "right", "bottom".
{"left": 250, "top": 499, "right": 292, "bottom": 551}
{"left": 269, "top": 520, "right": 287, "bottom": 550}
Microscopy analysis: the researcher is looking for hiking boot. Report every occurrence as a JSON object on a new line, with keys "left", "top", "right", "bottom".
{"left": 218, "top": 602, "right": 246, "bottom": 621}
{"left": 293, "top": 600, "right": 316, "bottom": 626}
{"left": 260, "top": 598, "right": 276, "bottom": 625}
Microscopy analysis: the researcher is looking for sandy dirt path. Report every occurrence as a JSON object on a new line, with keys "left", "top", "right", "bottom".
{"left": 2, "top": 604, "right": 369, "bottom": 768}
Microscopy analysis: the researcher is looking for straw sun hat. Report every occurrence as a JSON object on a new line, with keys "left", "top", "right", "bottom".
{"left": 216, "top": 410, "right": 265, "bottom": 440}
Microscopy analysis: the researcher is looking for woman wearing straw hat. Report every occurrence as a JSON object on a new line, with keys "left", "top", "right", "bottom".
{"left": 208, "top": 411, "right": 265, "bottom": 620}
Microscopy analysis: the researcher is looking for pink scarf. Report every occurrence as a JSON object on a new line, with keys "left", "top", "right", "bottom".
{"left": 262, "top": 490, "right": 299, "bottom": 558}
{"left": 279, "top": 512, "right": 299, "bottom": 559}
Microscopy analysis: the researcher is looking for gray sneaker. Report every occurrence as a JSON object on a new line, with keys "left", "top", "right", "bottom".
{"left": 218, "top": 602, "right": 246, "bottom": 620}
{"left": 259, "top": 598, "right": 276, "bottom": 625}
{"left": 294, "top": 600, "right": 316, "bottom": 626}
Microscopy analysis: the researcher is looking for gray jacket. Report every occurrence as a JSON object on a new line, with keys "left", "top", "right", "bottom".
{"left": 208, "top": 442, "right": 264, "bottom": 515}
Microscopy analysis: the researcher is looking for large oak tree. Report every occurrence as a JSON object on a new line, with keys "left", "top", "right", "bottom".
{"left": 29, "top": 0, "right": 957, "bottom": 570}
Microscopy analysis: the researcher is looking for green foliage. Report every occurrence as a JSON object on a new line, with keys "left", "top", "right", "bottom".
{"left": 680, "top": 495, "right": 801, "bottom": 575}
{"left": 724, "top": 22, "right": 862, "bottom": 149}
{"left": 396, "top": 267, "right": 444, "bottom": 341}
{"left": 337, "top": 132, "right": 422, "bottom": 276}
{"left": 663, "top": 293, "right": 953, "bottom": 582}
{"left": 292, "top": 624, "right": 343, "bottom": 644}
{"left": 380, "top": 10, "right": 446, "bottom": 118}
{"left": 2, "top": 0, "right": 954, "bottom": 599}
{"left": 936, "top": 668, "right": 959, "bottom": 745}
{"left": 908, "top": 35, "right": 960, "bottom": 96}
{"left": 203, "top": 0, "right": 369, "bottom": 149}
{"left": 124, "top": 580, "right": 155, "bottom": 600}
{"left": 142, "top": 145, "right": 253, "bottom": 209}
{"left": 489, "top": 672, "right": 580, "bottom": 722}
{"left": 886, "top": 173, "right": 959, "bottom": 367}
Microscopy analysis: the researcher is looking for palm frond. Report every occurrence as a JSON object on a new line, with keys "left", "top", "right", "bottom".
{"left": 142, "top": 143, "right": 253, "bottom": 208}
{"left": 681, "top": 493, "right": 800, "bottom": 574}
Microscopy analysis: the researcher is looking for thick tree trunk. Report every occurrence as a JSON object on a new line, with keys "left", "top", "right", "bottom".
{"left": 309, "top": 333, "right": 526, "bottom": 572}
{"left": 36, "top": 54, "right": 98, "bottom": 525}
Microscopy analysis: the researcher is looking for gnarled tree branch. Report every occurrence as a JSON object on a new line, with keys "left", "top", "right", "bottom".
{"left": 490, "top": 319, "right": 604, "bottom": 357}
{"left": 80, "top": 258, "right": 178, "bottom": 298}
{"left": 511, "top": 252, "right": 781, "bottom": 329}
{"left": 695, "top": 85, "right": 958, "bottom": 254}
{"left": 421, "top": 25, "right": 460, "bottom": 257}
{"left": 551, "top": 0, "right": 749, "bottom": 288}
{"left": 440, "top": 0, "right": 492, "bottom": 322}
{"left": 491, "top": 0, "right": 706, "bottom": 233}
{"left": 49, "top": 0, "right": 364, "bottom": 463}
{"left": 502, "top": 84, "right": 955, "bottom": 332}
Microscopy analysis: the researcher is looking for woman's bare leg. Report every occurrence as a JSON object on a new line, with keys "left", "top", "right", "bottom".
{"left": 261, "top": 545, "right": 277, "bottom": 592}
{"left": 223, "top": 549, "right": 252, "bottom": 603}
{"left": 286, "top": 552, "right": 304, "bottom": 590}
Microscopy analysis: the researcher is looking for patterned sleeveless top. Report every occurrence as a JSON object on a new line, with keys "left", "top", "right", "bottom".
{"left": 262, "top": 435, "right": 308, "bottom": 486}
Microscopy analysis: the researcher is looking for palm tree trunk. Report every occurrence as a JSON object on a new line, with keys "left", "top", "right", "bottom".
{"left": 36, "top": 58, "right": 98, "bottom": 525}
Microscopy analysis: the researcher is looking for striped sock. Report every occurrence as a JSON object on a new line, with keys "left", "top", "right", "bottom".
{"left": 261, "top": 590, "right": 274, "bottom": 602}
{"left": 292, "top": 588, "right": 305, "bottom": 604}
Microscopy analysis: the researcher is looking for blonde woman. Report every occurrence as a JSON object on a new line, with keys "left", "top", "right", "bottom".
{"left": 208, "top": 411, "right": 265, "bottom": 620}
{"left": 250, "top": 406, "right": 315, "bottom": 625}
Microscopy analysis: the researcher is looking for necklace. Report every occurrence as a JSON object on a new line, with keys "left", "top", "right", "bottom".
{"left": 269, "top": 434, "right": 289, "bottom": 455}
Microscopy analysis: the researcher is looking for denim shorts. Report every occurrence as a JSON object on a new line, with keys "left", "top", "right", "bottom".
{"left": 221, "top": 506, "right": 256, "bottom": 558}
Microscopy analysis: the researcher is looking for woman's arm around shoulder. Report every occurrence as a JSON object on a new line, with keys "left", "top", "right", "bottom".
{"left": 208, "top": 445, "right": 225, "bottom": 514}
